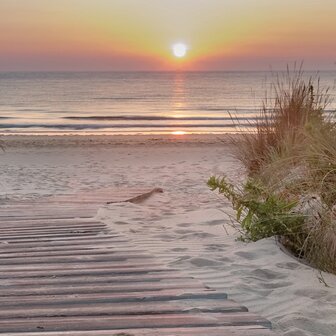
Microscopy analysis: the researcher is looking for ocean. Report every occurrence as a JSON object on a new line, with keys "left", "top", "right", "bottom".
{"left": 0, "top": 71, "right": 335, "bottom": 134}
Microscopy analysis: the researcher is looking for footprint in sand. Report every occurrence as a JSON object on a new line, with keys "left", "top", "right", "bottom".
{"left": 174, "top": 229, "right": 196, "bottom": 234}
{"left": 189, "top": 257, "right": 222, "bottom": 267}
{"left": 205, "top": 244, "right": 228, "bottom": 252}
{"left": 261, "top": 281, "right": 294, "bottom": 289}
{"left": 235, "top": 251, "right": 258, "bottom": 260}
{"left": 153, "top": 234, "right": 176, "bottom": 241}
{"left": 250, "top": 268, "right": 287, "bottom": 280}
{"left": 275, "top": 262, "right": 300, "bottom": 270}
{"left": 170, "top": 247, "right": 188, "bottom": 252}
{"left": 207, "top": 219, "right": 225, "bottom": 226}
{"left": 176, "top": 223, "right": 192, "bottom": 228}
{"left": 294, "top": 288, "right": 329, "bottom": 300}
{"left": 179, "top": 232, "right": 216, "bottom": 239}
{"left": 114, "top": 221, "right": 128, "bottom": 225}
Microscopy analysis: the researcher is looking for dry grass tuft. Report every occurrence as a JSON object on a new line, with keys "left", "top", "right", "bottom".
{"left": 217, "top": 65, "right": 336, "bottom": 273}
{"left": 231, "top": 65, "right": 330, "bottom": 173}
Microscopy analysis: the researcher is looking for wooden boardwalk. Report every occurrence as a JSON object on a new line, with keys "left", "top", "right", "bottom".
{"left": 0, "top": 189, "right": 275, "bottom": 335}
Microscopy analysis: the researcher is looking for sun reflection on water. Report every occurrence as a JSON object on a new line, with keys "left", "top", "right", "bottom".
{"left": 171, "top": 131, "right": 187, "bottom": 135}
{"left": 172, "top": 72, "right": 187, "bottom": 113}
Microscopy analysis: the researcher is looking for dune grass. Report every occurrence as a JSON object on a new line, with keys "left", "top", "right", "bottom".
{"left": 209, "top": 67, "right": 336, "bottom": 273}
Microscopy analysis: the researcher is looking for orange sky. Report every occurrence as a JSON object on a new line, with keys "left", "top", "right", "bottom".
{"left": 0, "top": 0, "right": 335, "bottom": 71}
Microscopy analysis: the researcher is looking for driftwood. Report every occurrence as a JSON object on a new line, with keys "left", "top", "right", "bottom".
{"left": 107, "top": 187, "right": 164, "bottom": 204}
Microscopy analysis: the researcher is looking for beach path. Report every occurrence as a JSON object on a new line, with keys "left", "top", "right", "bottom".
{"left": 0, "top": 189, "right": 275, "bottom": 335}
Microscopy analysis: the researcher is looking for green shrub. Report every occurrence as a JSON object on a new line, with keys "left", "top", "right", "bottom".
{"left": 208, "top": 176, "right": 304, "bottom": 242}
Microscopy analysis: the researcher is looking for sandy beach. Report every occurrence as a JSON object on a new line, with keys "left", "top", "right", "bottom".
{"left": 1, "top": 134, "right": 336, "bottom": 336}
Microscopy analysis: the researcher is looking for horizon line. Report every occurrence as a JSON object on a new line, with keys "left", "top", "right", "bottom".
{"left": 1, "top": 69, "right": 335, "bottom": 74}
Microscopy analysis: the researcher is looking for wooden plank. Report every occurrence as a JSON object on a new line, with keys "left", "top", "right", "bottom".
{"left": 0, "top": 232, "right": 117, "bottom": 241}
{"left": 0, "top": 211, "right": 97, "bottom": 216}
{"left": 0, "top": 254, "right": 153, "bottom": 265}
{"left": 0, "top": 215, "right": 94, "bottom": 221}
{"left": 0, "top": 266, "right": 178, "bottom": 279}
{"left": 0, "top": 209, "right": 95, "bottom": 215}
{"left": 0, "top": 312, "right": 271, "bottom": 333}
{"left": 0, "top": 237, "right": 128, "bottom": 248}
{"left": 0, "top": 299, "right": 247, "bottom": 319}
{"left": 0, "top": 326, "right": 274, "bottom": 336}
{"left": 0, "top": 234, "right": 124, "bottom": 244}
{"left": 0, "top": 261, "right": 164, "bottom": 272}
{"left": 0, "top": 225, "right": 106, "bottom": 234}
{"left": 0, "top": 290, "right": 225, "bottom": 307}
{"left": 0, "top": 225, "right": 106, "bottom": 233}
{"left": 0, "top": 224, "right": 105, "bottom": 232}
{"left": 1, "top": 273, "right": 194, "bottom": 287}
{"left": 0, "top": 250, "right": 147, "bottom": 259}
{"left": 0, "top": 204, "right": 99, "bottom": 208}
{"left": 0, "top": 231, "right": 109, "bottom": 240}
{"left": 0, "top": 218, "right": 101, "bottom": 226}
{"left": 0, "top": 246, "right": 143, "bottom": 256}
{"left": 0, "top": 229, "right": 106, "bottom": 238}
{"left": 0, "top": 282, "right": 206, "bottom": 297}
{"left": 0, "top": 241, "right": 131, "bottom": 252}
{"left": 0, "top": 204, "right": 100, "bottom": 209}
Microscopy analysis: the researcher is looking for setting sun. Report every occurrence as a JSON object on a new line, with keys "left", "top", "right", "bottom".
{"left": 172, "top": 43, "right": 188, "bottom": 58}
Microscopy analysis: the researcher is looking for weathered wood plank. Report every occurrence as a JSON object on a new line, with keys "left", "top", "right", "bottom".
{"left": 0, "top": 226, "right": 104, "bottom": 236}
{"left": 0, "top": 299, "right": 247, "bottom": 319}
{"left": 0, "top": 225, "right": 106, "bottom": 233}
{"left": 0, "top": 234, "right": 123, "bottom": 244}
{"left": 0, "top": 261, "right": 165, "bottom": 273}
{"left": 0, "top": 225, "right": 106, "bottom": 235}
{"left": 0, "top": 282, "right": 206, "bottom": 297}
{"left": 1, "top": 273, "right": 193, "bottom": 287}
{"left": 0, "top": 326, "right": 274, "bottom": 336}
{"left": 0, "top": 312, "right": 272, "bottom": 333}
{"left": 0, "top": 290, "right": 225, "bottom": 307}
{"left": 0, "top": 237, "right": 128, "bottom": 248}
{"left": 0, "top": 242, "right": 132, "bottom": 253}
{"left": 0, "top": 254, "right": 153, "bottom": 265}
{"left": 0, "top": 231, "right": 110, "bottom": 240}
{"left": 0, "top": 215, "right": 94, "bottom": 221}
{"left": 0, "top": 250, "right": 148, "bottom": 260}
{"left": 0, "top": 219, "right": 102, "bottom": 227}
{"left": 0, "top": 246, "right": 143, "bottom": 256}
{"left": 0, "top": 267, "right": 177, "bottom": 279}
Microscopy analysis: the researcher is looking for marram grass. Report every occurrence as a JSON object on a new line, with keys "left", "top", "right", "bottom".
{"left": 210, "top": 67, "right": 336, "bottom": 274}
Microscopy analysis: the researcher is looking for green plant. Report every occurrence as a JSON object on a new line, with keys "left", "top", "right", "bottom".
{"left": 208, "top": 176, "right": 304, "bottom": 242}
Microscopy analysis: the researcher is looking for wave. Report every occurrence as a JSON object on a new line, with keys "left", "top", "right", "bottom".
{"left": 16, "top": 108, "right": 47, "bottom": 112}
{"left": 0, "top": 123, "right": 254, "bottom": 130}
{"left": 93, "top": 97, "right": 149, "bottom": 101}
{"left": 63, "top": 115, "right": 262, "bottom": 121}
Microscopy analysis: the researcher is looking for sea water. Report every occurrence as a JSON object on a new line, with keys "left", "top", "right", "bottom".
{"left": 0, "top": 71, "right": 335, "bottom": 134}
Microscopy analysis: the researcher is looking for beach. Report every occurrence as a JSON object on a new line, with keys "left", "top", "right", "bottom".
{"left": 1, "top": 134, "right": 336, "bottom": 336}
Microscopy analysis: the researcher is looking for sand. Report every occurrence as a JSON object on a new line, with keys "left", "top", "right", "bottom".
{"left": 1, "top": 134, "right": 336, "bottom": 336}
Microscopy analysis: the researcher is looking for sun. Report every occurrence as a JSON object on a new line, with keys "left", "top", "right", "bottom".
{"left": 172, "top": 43, "right": 188, "bottom": 58}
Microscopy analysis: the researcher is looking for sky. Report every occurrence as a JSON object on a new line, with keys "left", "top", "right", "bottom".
{"left": 0, "top": 0, "right": 335, "bottom": 71}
